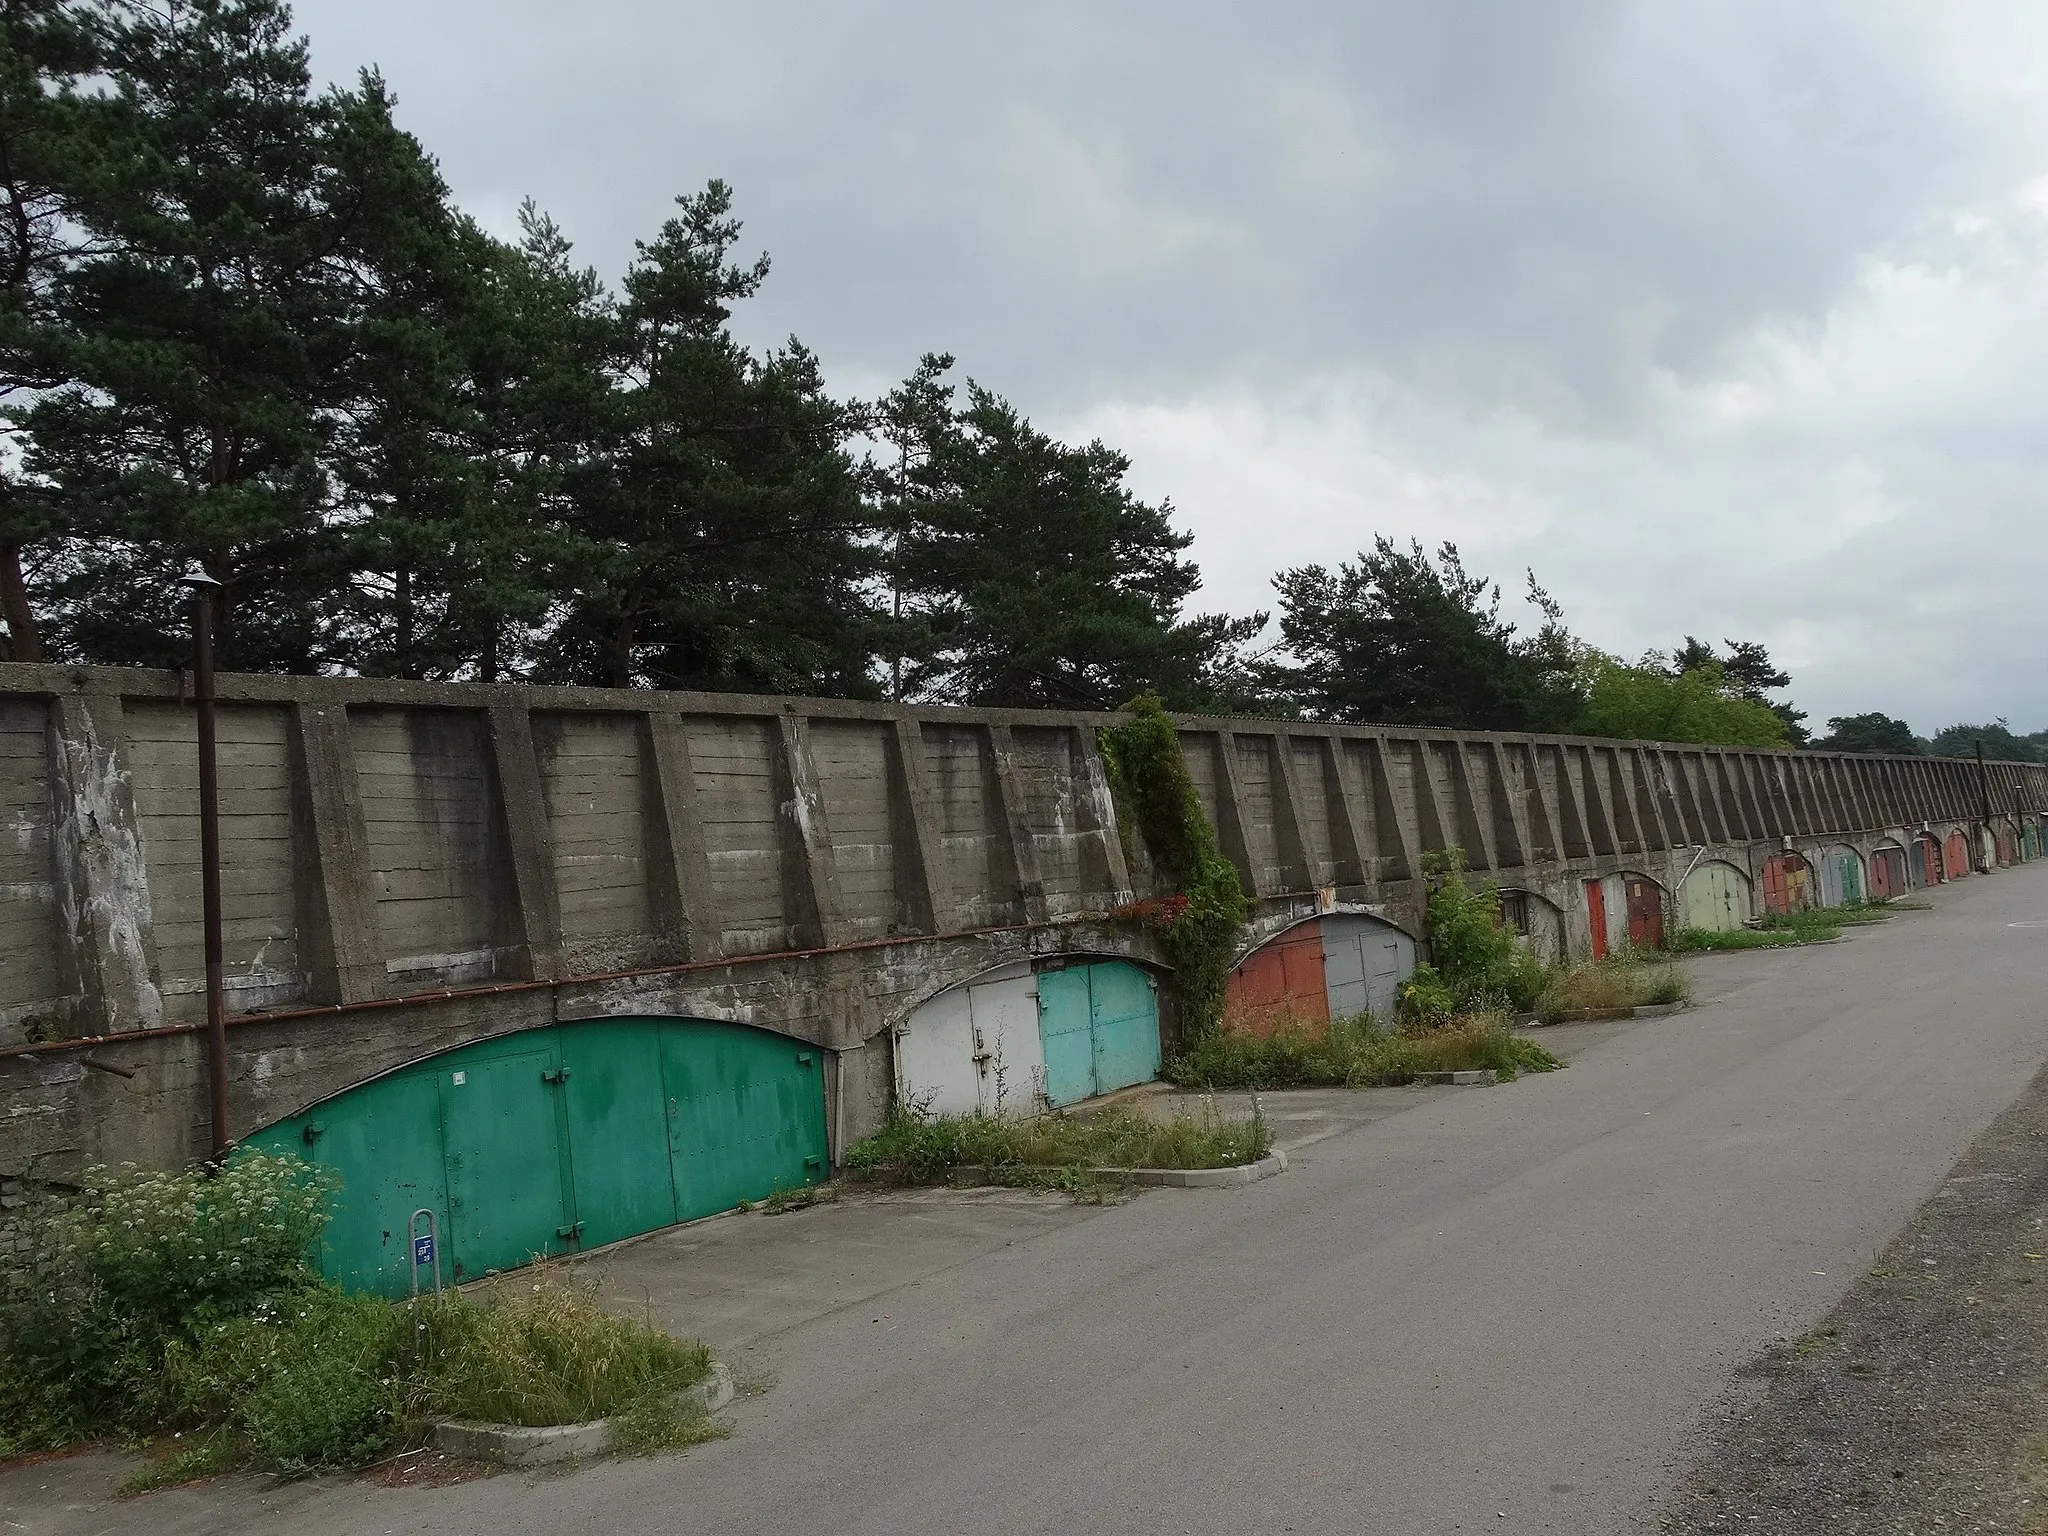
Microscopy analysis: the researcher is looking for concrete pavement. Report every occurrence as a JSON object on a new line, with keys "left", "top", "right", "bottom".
{"left": 9, "top": 864, "right": 2048, "bottom": 1535}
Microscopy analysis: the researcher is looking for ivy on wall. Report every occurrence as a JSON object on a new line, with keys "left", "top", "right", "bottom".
{"left": 1099, "top": 694, "right": 1248, "bottom": 1041}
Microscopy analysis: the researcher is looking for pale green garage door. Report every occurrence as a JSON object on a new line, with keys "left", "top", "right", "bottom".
{"left": 246, "top": 1018, "right": 826, "bottom": 1297}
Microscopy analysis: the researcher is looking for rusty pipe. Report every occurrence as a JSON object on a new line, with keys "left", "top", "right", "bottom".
{"left": 184, "top": 568, "right": 229, "bottom": 1157}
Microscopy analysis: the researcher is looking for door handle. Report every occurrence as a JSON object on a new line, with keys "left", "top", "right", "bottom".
{"left": 556, "top": 1221, "right": 584, "bottom": 1241}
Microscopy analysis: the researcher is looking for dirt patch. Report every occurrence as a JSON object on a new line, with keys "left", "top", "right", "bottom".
{"left": 1661, "top": 1061, "right": 2048, "bottom": 1533}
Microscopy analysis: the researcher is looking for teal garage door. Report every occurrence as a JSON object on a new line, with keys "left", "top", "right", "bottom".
{"left": 245, "top": 1018, "right": 827, "bottom": 1297}
{"left": 1036, "top": 961, "right": 1161, "bottom": 1108}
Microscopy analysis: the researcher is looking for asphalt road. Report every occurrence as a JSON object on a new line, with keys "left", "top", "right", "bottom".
{"left": 12, "top": 863, "right": 2048, "bottom": 1535}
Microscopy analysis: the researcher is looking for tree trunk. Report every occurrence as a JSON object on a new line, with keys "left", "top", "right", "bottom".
{"left": 394, "top": 563, "right": 414, "bottom": 679}
{"left": 0, "top": 540, "right": 42, "bottom": 663}
{"left": 610, "top": 608, "right": 635, "bottom": 689}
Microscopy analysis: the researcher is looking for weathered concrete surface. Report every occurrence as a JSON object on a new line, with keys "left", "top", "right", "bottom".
{"left": 4, "top": 657, "right": 2040, "bottom": 1177}
{"left": 10, "top": 864, "right": 2048, "bottom": 1534}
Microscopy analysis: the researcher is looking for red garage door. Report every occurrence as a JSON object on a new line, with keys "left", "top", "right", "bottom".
{"left": 1624, "top": 875, "right": 1664, "bottom": 951}
{"left": 1944, "top": 831, "right": 1970, "bottom": 879}
{"left": 1223, "top": 922, "right": 1331, "bottom": 1035}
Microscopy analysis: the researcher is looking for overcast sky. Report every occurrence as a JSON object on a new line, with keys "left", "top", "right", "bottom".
{"left": 295, "top": 0, "right": 2048, "bottom": 734}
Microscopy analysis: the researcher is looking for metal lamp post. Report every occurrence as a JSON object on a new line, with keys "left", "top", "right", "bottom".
{"left": 181, "top": 563, "right": 230, "bottom": 1159}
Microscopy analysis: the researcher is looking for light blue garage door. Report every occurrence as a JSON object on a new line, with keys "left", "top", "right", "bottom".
{"left": 1036, "top": 961, "right": 1161, "bottom": 1108}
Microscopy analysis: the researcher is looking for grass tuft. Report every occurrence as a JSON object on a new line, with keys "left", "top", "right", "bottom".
{"left": 1536, "top": 953, "right": 1691, "bottom": 1020}
{"left": 407, "top": 1272, "right": 710, "bottom": 1430}
{"left": 1165, "top": 1012, "right": 1562, "bottom": 1090}
{"left": 844, "top": 1103, "right": 1271, "bottom": 1185}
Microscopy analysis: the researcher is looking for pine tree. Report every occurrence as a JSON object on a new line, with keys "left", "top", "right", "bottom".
{"left": 894, "top": 371, "right": 1256, "bottom": 710}
{"left": 20, "top": 0, "right": 443, "bottom": 670}
{"left": 536, "top": 181, "right": 881, "bottom": 694}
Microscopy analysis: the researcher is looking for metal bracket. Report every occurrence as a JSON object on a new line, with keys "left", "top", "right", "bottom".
{"left": 541, "top": 1066, "right": 571, "bottom": 1084}
{"left": 555, "top": 1221, "right": 584, "bottom": 1241}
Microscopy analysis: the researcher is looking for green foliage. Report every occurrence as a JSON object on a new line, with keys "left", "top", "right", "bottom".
{"left": 0, "top": 1151, "right": 333, "bottom": 1449}
{"left": 406, "top": 1277, "right": 710, "bottom": 1429}
{"left": 890, "top": 368, "right": 1261, "bottom": 710}
{"left": 1099, "top": 693, "right": 1248, "bottom": 1041}
{"left": 1417, "top": 849, "right": 1549, "bottom": 1013}
{"left": 1820, "top": 712, "right": 1926, "bottom": 755}
{"left": 1, "top": 1158, "right": 718, "bottom": 1482}
{"left": 1534, "top": 953, "right": 1692, "bottom": 1020}
{"left": 843, "top": 1101, "right": 1272, "bottom": 1181}
{"left": 1165, "top": 1013, "right": 1562, "bottom": 1090}
{"left": 1268, "top": 538, "right": 1584, "bottom": 730}
{"left": 1927, "top": 721, "right": 2048, "bottom": 764}
{"left": 1667, "top": 924, "right": 1836, "bottom": 951}
{"left": 163, "top": 1287, "right": 405, "bottom": 1474}
{"left": 1580, "top": 654, "right": 1789, "bottom": 747}
{"left": 1675, "top": 637, "right": 1809, "bottom": 743}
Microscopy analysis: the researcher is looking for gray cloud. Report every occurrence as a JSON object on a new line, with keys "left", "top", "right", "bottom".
{"left": 294, "top": 0, "right": 2048, "bottom": 733}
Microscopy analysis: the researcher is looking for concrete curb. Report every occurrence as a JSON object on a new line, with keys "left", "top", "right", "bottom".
{"left": 429, "top": 1361, "right": 734, "bottom": 1467}
{"left": 1087, "top": 1149, "right": 1290, "bottom": 1188}
{"left": 947, "top": 1149, "right": 1290, "bottom": 1189}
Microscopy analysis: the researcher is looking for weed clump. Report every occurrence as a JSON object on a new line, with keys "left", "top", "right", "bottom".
{"left": 1534, "top": 952, "right": 1691, "bottom": 1021}
{"left": 844, "top": 1102, "right": 1271, "bottom": 1185}
{"left": 1166, "top": 1011, "right": 1561, "bottom": 1089}
{"left": 0, "top": 1158, "right": 717, "bottom": 1485}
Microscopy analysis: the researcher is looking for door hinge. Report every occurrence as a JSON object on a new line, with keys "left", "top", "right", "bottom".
{"left": 804, "top": 1156, "right": 823, "bottom": 1170}
{"left": 301, "top": 1120, "right": 323, "bottom": 1145}
{"left": 555, "top": 1221, "right": 584, "bottom": 1241}
{"left": 541, "top": 1066, "right": 572, "bottom": 1084}
{"left": 796, "top": 1052, "right": 814, "bottom": 1066}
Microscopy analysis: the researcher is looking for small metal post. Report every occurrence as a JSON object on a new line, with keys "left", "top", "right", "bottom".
{"left": 408, "top": 1207, "right": 443, "bottom": 1298}
{"left": 182, "top": 564, "right": 229, "bottom": 1159}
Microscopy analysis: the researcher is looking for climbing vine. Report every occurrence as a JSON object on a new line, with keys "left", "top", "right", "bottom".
{"left": 1098, "top": 694, "right": 1248, "bottom": 1042}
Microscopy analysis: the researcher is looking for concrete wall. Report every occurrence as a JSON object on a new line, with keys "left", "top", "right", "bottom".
{"left": 3, "top": 660, "right": 2043, "bottom": 1177}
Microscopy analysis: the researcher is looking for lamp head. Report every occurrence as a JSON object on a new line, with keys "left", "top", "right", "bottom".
{"left": 178, "top": 562, "right": 222, "bottom": 590}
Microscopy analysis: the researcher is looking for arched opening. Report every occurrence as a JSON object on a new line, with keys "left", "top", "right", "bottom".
{"left": 1680, "top": 861, "right": 1752, "bottom": 933}
{"left": 1586, "top": 872, "right": 1666, "bottom": 957}
{"left": 1223, "top": 914, "right": 1418, "bottom": 1032}
{"left": 243, "top": 1017, "right": 828, "bottom": 1297}
{"left": 1869, "top": 842, "right": 1908, "bottom": 900}
{"left": 897, "top": 956, "right": 1162, "bottom": 1117}
{"left": 1497, "top": 887, "right": 1568, "bottom": 964}
{"left": 1944, "top": 829, "right": 1972, "bottom": 880}
{"left": 1815, "top": 845, "right": 1865, "bottom": 908}
{"left": 1912, "top": 832, "right": 1943, "bottom": 887}
{"left": 1761, "top": 853, "right": 1812, "bottom": 916}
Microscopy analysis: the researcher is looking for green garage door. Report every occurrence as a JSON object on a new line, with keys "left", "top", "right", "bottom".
{"left": 1037, "top": 961, "right": 1161, "bottom": 1109}
{"left": 245, "top": 1017, "right": 827, "bottom": 1297}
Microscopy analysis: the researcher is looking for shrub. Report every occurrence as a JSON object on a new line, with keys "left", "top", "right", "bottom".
{"left": 1420, "top": 850, "right": 1548, "bottom": 1013}
{"left": 165, "top": 1287, "right": 406, "bottom": 1474}
{"left": 5, "top": 1158, "right": 720, "bottom": 1483}
{"left": 0, "top": 1152, "right": 332, "bottom": 1450}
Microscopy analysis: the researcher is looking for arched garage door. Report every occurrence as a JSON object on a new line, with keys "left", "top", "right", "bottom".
{"left": 1220, "top": 914, "right": 1417, "bottom": 1031}
{"left": 1680, "top": 861, "right": 1750, "bottom": 932}
{"left": 245, "top": 1018, "right": 826, "bottom": 1297}
{"left": 1761, "top": 854, "right": 1812, "bottom": 916}
{"left": 1944, "top": 830, "right": 1971, "bottom": 879}
{"left": 898, "top": 959, "right": 1162, "bottom": 1116}
{"left": 1870, "top": 843, "right": 1907, "bottom": 900}
{"left": 1816, "top": 846, "right": 1864, "bottom": 908}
